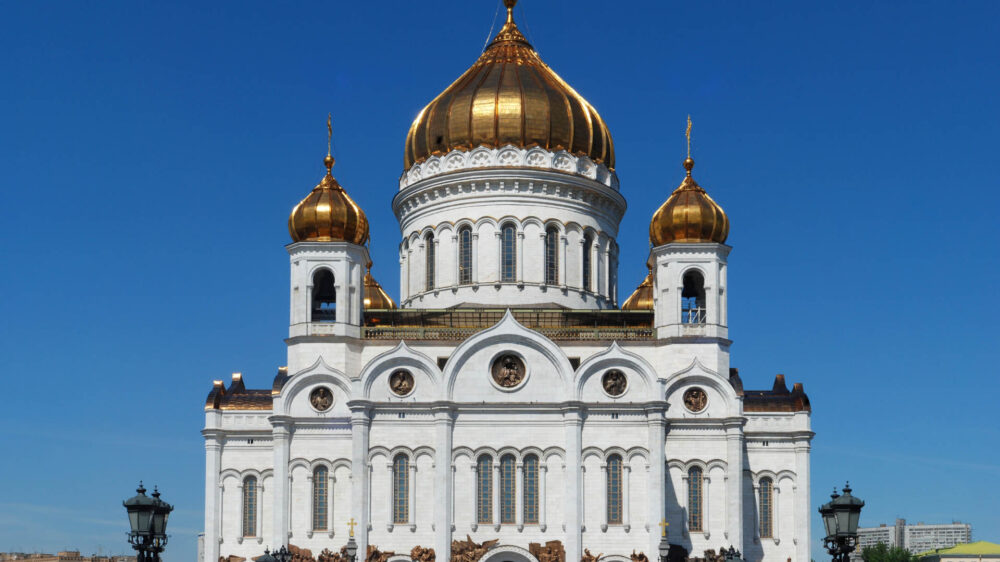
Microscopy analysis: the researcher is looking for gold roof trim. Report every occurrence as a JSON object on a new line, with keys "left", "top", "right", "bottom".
{"left": 403, "top": 0, "right": 614, "bottom": 170}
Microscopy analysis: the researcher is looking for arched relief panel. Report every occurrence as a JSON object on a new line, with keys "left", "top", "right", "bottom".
{"left": 442, "top": 311, "right": 573, "bottom": 402}
{"left": 662, "top": 358, "right": 739, "bottom": 418}
{"left": 575, "top": 342, "right": 658, "bottom": 402}
{"left": 358, "top": 341, "right": 442, "bottom": 401}
{"left": 276, "top": 357, "right": 352, "bottom": 418}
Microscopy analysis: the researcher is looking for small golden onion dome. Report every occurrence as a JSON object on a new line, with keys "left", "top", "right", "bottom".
{"left": 649, "top": 157, "right": 729, "bottom": 245}
{"left": 403, "top": 0, "right": 614, "bottom": 170}
{"left": 363, "top": 263, "right": 396, "bottom": 309}
{"left": 289, "top": 155, "right": 370, "bottom": 244}
{"left": 622, "top": 269, "right": 654, "bottom": 310}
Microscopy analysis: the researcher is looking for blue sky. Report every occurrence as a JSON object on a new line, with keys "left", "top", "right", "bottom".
{"left": 1, "top": 1, "right": 997, "bottom": 560}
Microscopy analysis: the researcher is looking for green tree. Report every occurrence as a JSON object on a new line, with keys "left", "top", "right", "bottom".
{"left": 861, "top": 542, "right": 920, "bottom": 562}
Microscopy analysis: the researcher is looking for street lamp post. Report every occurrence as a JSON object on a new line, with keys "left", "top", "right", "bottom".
{"left": 123, "top": 483, "right": 173, "bottom": 562}
{"left": 272, "top": 545, "right": 292, "bottom": 562}
{"left": 819, "top": 483, "right": 865, "bottom": 562}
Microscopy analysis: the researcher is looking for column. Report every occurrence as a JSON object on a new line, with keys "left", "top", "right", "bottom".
{"left": 647, "top": 406, "right": 666, "bottom": 558}
{"left": 203, "top": 430, "right": 222, "bottom": 562}
{"left": 623, "top": 464, "right": 632, "bottom": 531}
{"left": 539, "top": 463, "right": 548, "bottom": 532}
{"left": 563, "top": 405, "right": 584, "bottom": 562}
{"left": 580, "top": 466, "right": 587, "bottom": 531}
{"left": 794, "top": 441, "right": 811, "bottom": 562}
{"left": 256, "top": 479, "right": 264, "bottom": 540}
{"left": 434, "top": 408, "right": 455, "bottom": 559}
{"left": 559, "top": 234, "right": 567, "bottom": 287}
{"left": 471, "top": 232, "right": 480, "bottom": 283}
{"left": 409, "top": 462, "right": 417, "bottom": 527}
{"left": 725, "top": 421, "right": 745, "bottom": 552}
{"left": 350, "top": 404, "right": 372, "bottom": 556}
{"left": 516, "top": 461, "right": 525, "bottom": 530}
{"left": 600, "top": 463, "right": 608, "bottom": 531}
{"left": 492, "top": 462, "right": 501, "bottom": 530}
{"left": 328, "top": 474, "right": 336, "bottom": 538}
{"left": 386, "top": 461, "right": 394, "bottom": 530}
{"left": 773, "top": 486, "right": 781, "bottom": 544}
{"left": 703, "top": 476, "right": 711, "bottom": 538}
{"left": 452, "top": 233, "right": 460, "bottom": 288}
{"left": 516, "top": 231, "right": 524, "bottom": 283}
{"left": 270, "top": 416, "right": 292, "bottom": 547}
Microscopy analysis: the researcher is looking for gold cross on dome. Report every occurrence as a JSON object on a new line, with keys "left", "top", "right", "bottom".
{"left": 347, "top": 517, "right": 357, "bottom": 537}
{"left": 659, "top": 518, "right": 670, "bottom": 537}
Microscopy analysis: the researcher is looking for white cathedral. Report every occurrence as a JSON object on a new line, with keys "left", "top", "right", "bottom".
{"left": 201, "top": 2, "right": 813, "bottom": 562}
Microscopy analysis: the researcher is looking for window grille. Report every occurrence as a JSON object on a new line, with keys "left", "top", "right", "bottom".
{"left": 759, "top": 478, "right": 773, "bottom": 538}
{"left": 582, "top": 234, "right": 593, "bottom": 291}
{"left": 425, "top": 233, "right": 435, "bottom": 290}
{"left": 459, "top": 227, "right": 472, "bottom": 284}
{"left": 242, "top": 476, "right": 257, "bottom": 537}
{"left": 607, "top": 455, "right": 623, "bottom": 524}
{"left": 688, "top": 466, "right": 703, "bottom": 531}
{"left": 393, "top": 455, "right": 409, "bottom": 524}
{"left": 476, "top": 455, "right": 493, "bottom": 523}
{"left": 523, "top": 455, "right": 539, "bottom": 524}
{"left": 501, "top": 224, "right": 517, "bottom": 282}
{"left": 500, "top": 454, "right": 516, "bottom": 524}
{"left": 312, "top": 466, "right": 328, "bottom": 531}
{"left": 545, "top": 226, "right": 559, "bottom": 285}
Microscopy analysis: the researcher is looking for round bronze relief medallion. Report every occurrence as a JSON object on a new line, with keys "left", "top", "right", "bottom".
{"left": 491, "top": 354, "right": 526, "bottom": 388}
{"left": 309, "top": 386, "right": 334, "bottom": 412}
{"left": 602, "top": 369, "right": 628, "bottom": 396}
{"left": 389, "top": 369, "right": 415, "bottom": 396}
{"left": 683, "top": 387, "right": 708, "bottom": 413}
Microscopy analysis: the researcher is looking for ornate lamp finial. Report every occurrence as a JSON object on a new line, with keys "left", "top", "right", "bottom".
{"left": 684, "top": 115, "right": 694, "bottom": 176}
{"left": 325, "top": 113, "right": 335, "bottom": 174}
{"left": 504, "top": 0, "right": 517, "bottom": 23}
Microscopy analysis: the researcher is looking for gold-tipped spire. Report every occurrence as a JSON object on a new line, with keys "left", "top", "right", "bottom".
{"left": 504, "top": 0, "right": 517, "bottom": 23}
{"left": 684, "top": 115, "right": 694, "bottom": 177}
{"left": 325, "top": 113, "right": 335, "bottom": 172}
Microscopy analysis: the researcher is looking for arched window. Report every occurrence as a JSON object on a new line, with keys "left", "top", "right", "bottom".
{"left": 476, "top": 455, "right": 493, "bottom": 524}
{"left": 688, "top": 466, "right": 703, "bottom": 532}
{"left": 312, "top": 466, "right": 328, "bottom": 531}
{"left": 681, "top": 270, "right": 706, "bottom": 324}
{"left": 242, "top": 476, "right": 257, "bottom": 537}
{"left": 607, "top": 454, "right": 623, "bottom": 524}
{"left": 425, "top": 232, "right": 435, "bottom": 290}
{"left": 312, "top": 269, "right": 336, "bottom": 322}
{"left": 458, "top": 226, "right": 473, "bottom": 285}
{"left": 544, "top": 226, "right": 559, "bottom": 284}
{"left": 759, "top": 477, "right": 774, "bottom": 538}
{"left": 393, "top": 454, "right": 409, "bottom": 524}
{"left": 582, "top": 233, "right": 593, "bottom": 291}
{"left": 501, "top": 223, "right": 517, "bottom": 282}
{"left": 523, "top": 454, "right": 539, "bottom": 524}
{"left": 500, "top": 454, "right": 516, "bottom": 523}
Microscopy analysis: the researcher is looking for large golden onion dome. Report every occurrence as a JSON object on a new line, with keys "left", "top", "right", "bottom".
{"left": 289, "top": 155, "right": 370, "bottom": 244}
{"left": 403, "top": 0, "right": 614, "bottom": 170}
{"left": 622, "top": 268, "right": 654, "bottom": 310}
{"left": 649, "top": 157, "right": 729, "bottom": 246}
{"left": 363, "top": 263, "right": 396, "bottom": 309}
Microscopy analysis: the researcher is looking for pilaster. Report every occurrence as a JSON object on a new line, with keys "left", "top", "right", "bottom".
{"left": 349, "top": 402, "right": 372, "bottom": 556}
{"left": 269, "top": 416, "right": 293, "bottom": 547}
{"left": 562, "top": 404, "right": 584, "bottom": 562}
{"left": 646, "top": 404, "right": 667, "bottom": 558}
{"left": 202, "top": 427, "right": 223, "bottom": 562}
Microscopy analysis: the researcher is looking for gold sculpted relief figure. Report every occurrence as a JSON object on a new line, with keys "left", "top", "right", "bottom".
{"left": 630, "top": 552, "right": 649, "bottom": 562}
{"left": 410, "top": 546, "right": 436, "bottom": 562}
{"left": 366, "top": 545, "right": 395, "bottom": 562}
{"left": 528, "top": 540, "right": 565, "bottom": 562}
{"left": 581, "top": 549, "right": 603, "bottom": 562}
{"left": 683, "top": 387, "right": 708, "bottom": 413}
{"left": 389, "top": 370, "right": 415, "bottom": 396}
{"left": 451, "top": 535, "right": 498, "bottom": 562}
{"left": 309, "top": 387, "right": 333, "bottom": 411}
{"left": 491, "top": 354, "right": 525, "bottom": 388}
{"left": 602, "top": 370, "right": 627, "bottom": 396}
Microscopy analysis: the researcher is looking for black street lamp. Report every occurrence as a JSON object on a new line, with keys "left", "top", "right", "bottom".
{"left": 123, "top": 483, "right": 173, "bottom": 562}
{"left": 345, "top": 534, "right": 359, "bottom": 562}
{"left": 272, "top": 545, "right": 292, "bottom": 562}
{"left": 819, "top": 483, "right": 865, "bottom": 562}
{"left": 257, "top": 548, "right": 277, "bottom": 562}
{"left": 723, "top": 547, "right": 746, "bottom": 562}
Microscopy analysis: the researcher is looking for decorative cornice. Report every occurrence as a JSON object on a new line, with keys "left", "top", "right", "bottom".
{"left": 399, "top": 145, "right": 618, "bottom": 190}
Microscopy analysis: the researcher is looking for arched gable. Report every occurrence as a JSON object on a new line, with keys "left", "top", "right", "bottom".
{"left": 358, "top": 341, "right": 442, "bottom": 401}
{"left": 662, "top": 357, "right": 740, "bottom": 418}
{"left": 273, "top": 356, "right": 352, "bottom": 418}
{"left": 575, "top": 342, "right": 660, "bottom": 402}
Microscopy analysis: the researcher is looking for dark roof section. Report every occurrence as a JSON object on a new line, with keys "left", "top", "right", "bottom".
{"left": 272, "top": 366, "right": 291, "bottom": 396}
{"left": 204, "top": 372, "right": 274, "bottom": 411}
{"left": 743, "top": 373, "right": 811, "bottom": 413}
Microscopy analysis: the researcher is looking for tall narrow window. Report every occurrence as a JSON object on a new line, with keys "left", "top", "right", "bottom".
{"left": 499, "top": 454, "right": 516, "bottom": 524}
{"left": 681, "top": 270, "right": 706, "bottom": 324}
{"left": 242, "top": 476, "right": 257, "bottom": 537}
{"left": 393, "top": 454, "right": 409, "bottom": 524}
{"left": 523, "top": 454, "right": 539, "bottom": 524}
{"left": 544, "top": 226, "right": 559, "bottom": 285}
{"left": 425, "top": 233, "right": 435, "bottom": 290}
{"left": 458, "top": 226, "right": 472, "bottom": 285}
{"left": 476, "top": 455, "right": 493, "bottom": 524}
{"left": 312, "top": 466, "right": 328, "bottom": 531}
{"left": 607, "top": 455, "right": 623, "bottom": 524}
{"left": 688, "top": 466, "right": 703, "bottom": 532}
{"left": 582, "top": 233, "right": 593, "bottom": 291}
{"left": 501, "top": 223, "right": 517, "bottom": 282}
{"left": 759, "top": 478, "right": 773, "bottom": 538}
{"left": 311, "top": 269, "right": 336, "bottom": 322}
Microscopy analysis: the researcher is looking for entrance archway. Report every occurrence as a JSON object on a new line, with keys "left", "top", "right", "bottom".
{"left": 479, "top": 545, "right": 538, "bottom": 562}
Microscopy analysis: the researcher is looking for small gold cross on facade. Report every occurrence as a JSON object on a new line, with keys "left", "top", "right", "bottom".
{"left": 659, "top": 518, "right": 670, "bottom": 537}
{"left": 347, "top": 517, "right": 357, "bottom": 537}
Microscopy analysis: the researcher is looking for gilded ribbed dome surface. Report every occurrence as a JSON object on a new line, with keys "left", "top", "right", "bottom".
{"left": 289, "top": 156, "right": 370, "bottom": 244}
{"left": 622, "top": 270, "right": 654, "bottom": 310}
{"left": 364, "top": 264, "right": 396, "bottom": 309}
{"left": 403, "top": 0, "right": 614, "bottom": 171}
{"left": 650, "top": 158, "right": 729, "bottom": 246}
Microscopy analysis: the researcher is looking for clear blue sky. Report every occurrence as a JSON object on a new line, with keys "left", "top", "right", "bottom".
{"left": 1, "top": 1, "right": 997, "bottom": 560}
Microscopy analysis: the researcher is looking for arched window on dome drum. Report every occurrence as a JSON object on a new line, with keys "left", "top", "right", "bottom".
{"left": 607, "top": 454, "right": 623, "bottom": 525}
{"left": 759, "top": 477, "right": 774, "bottom": 538}
{"left": 476, "top": 455, "right": 493, "bottom": 524}
{"left": 311, "top": 269, "right": 336, "bottom": 322}
{"left": 500, "top": 454, "right": 516, "bottom": 524}
{"left": 523, "top": 454, "right": 539, "bottom": 524}
{"left": 501, "top": 223, "right": 517, "bottom": 282}
{"left": 582, "top": 233, "right": 593, "bottom": 291}
{"left": 688, "top": 466, "right": 703, "bottom": 532}
{"left": 681, "top": 270, "right": 706, "bottom": 324}
{"left": 458, "top": 226, "right": 472, "bottom": 285}
{"left": 242, "top": 476, "right": 257, "bottom": 537}
{"left": 425, "top": 232, "right": 435, "bottom": 290}
{"left": 545, "top": 226, "right": 559, "bottom": 285}
{"left": 312, "top": 466, "right": 328, "bottom": 531}
{"left": 393, "top": 454, "right": 409, "bottom": 524}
